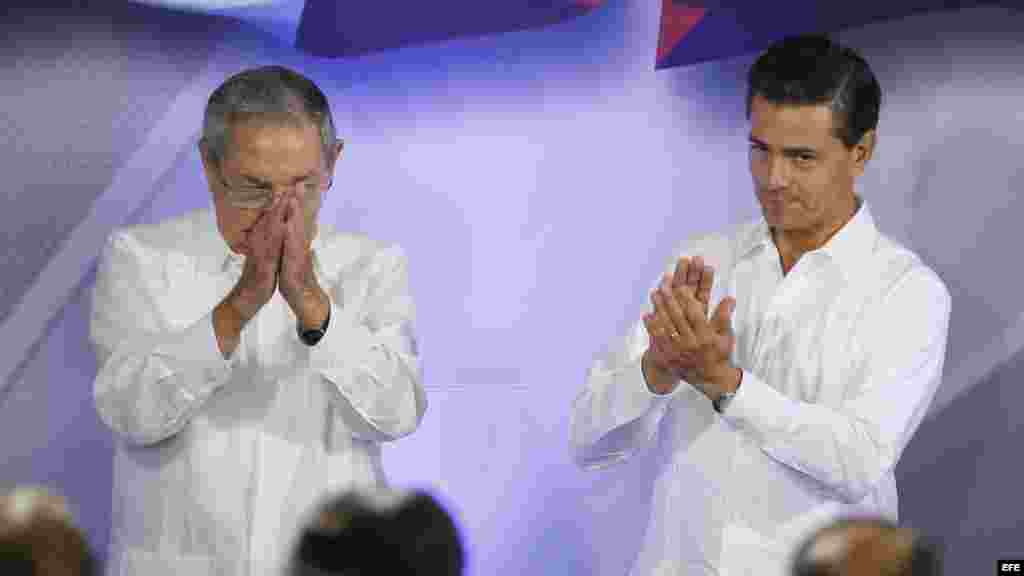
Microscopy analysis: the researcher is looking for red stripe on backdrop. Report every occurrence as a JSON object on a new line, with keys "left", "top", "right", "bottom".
{"left": 656, "top": 1, "right": 707, "bottom": 62}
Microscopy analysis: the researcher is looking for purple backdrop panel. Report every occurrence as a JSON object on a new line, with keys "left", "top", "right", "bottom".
{"left": 655, "top": 0, "right": 1019, "bottom": 69}
{"left": 297, "top": 0, "right": 606, "bottom": 58}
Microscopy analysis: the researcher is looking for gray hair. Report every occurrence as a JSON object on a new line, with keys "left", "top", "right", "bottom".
{"left": 201, "top": 65, "right": 336, "bottom": 166}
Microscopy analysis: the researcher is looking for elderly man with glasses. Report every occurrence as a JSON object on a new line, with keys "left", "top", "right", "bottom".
{"left": 90, "top": 66, "right": 426, "bottom": 576}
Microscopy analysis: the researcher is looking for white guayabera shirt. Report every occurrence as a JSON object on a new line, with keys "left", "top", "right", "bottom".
{"left": 91, "top": 209, "right": 426, "bottom": 576}
{"left": 570, "top": 201, "right": 950, "bottom": 576}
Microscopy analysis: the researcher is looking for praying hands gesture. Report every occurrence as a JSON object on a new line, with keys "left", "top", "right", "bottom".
{"left": 214, "top": 190, "right": 328, "bottom": 357}
{"left": 641, "top": 256, "right": 741, "bottom": 401}
{"left": 277, "top": 191, "right": 329, "bottom": 331}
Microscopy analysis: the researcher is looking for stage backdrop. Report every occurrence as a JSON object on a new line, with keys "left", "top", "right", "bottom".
{"left": 1, "top": 1, "right": 1022, "bottom": 574}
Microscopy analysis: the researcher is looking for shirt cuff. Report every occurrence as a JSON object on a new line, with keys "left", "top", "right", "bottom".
{"left": 718, "top": 369, "right": 792, "bottom": 445}
{"left": 308, "top": 299, "right": 373, "bottom": 378}
{"left": 150, "top": 310, "right": 235, "bottom": 401}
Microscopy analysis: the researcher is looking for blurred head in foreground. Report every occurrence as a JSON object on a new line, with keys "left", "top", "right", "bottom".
{"left": 791, "top": 516, "right": 942, "bottom": 576}
{"left": 0, "top": 486, "right": 97, "bottom": 576}
{"left": 289, "top": 488, "right": 464, "bottom": 576}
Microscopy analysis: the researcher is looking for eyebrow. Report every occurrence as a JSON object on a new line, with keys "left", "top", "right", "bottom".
{"left": 240, "top": 172, "right": 315, "bottom": 187}
{"left": 748, "top": 136, "right": 818, "bottom": 156}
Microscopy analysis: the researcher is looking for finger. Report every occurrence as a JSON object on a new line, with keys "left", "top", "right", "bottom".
{"left": 649, "top": 291, "right": 670, "bottom": 331}
{"left": 643, "top": 314, "right": 668, "bottom": 352}
{"left": 290, "top": 194, "right": 304, "bottom": 234}
{"left": 652, "top": 336, "right": 682, "bottom": 370}
{"left": 270, "top": 196, "right": 291, "bottom": 247}
{"left": 655, "top": 287, "right": 697, "bottom": 348}
{"left": 247, "top": 213, "right": 272, "bottom": 257}
{"left": 284, "top": 196, "right": 304, "bottom": 253}
{"left": 644, "top": 315, "right": 683, "bottom": 366}
{"left": 657, "top": 337, "right": 698, "bottom": 373}
{"left": 249, "top": 208, "right": 271, "bottom": 235}
{"left": 697, "top": 263, "right": 715, "bottom": 308}
{"left": 643, "top": 313, "right": 662, "bottom": 343}
{"left": 687, "top": 256, "right": 703, "bottom": 287}
{"left": 288, "top": 190, "right": 304, "bottom": 223}
{"left": 278, "top": 192, "right": 292, "bottom": 224}
{"left": 716, "top": 331, "right": 736, "bottom": 360}
{"left": 671, "top": 257, "right": 690, "bottom": 290}
{"left": 710, "top": 297, "right": 736, "bottom": 334}
{"left": 277, "top": 192, "right": 292, "bottom": 225}
{"left": 677, "top": 288, "right": 712, "bottom": 343}
{"left": 645, "top": 308, "right": 674, "bottom": 349}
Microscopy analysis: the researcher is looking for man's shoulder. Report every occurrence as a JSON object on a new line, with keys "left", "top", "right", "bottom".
{"left": 107, "top": 209, "right": 215, "bottom": 257}
{"left": 316, "top": 225, "right": 409, "bottom": 278}
{"left": 869, "top": 232, "right": 949, "bottom": 301}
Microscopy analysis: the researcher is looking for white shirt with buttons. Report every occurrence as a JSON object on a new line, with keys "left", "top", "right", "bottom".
{"left": 91, "top": 208, "right": 425, "bottom": 576}
{"left": 570, "top": 200, "right": 951, "bottom": 576}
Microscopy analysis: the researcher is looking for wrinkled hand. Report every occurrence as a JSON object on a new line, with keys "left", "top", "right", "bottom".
{"left": 229, "top": 197, "right": 287, "bottom": 322}
{"left": 278, "top": 192, "right": 327, "bottom": 327}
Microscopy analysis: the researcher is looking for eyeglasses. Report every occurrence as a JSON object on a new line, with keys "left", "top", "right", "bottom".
{"left": 214, "top": 168, "right": 333, "bottom": 210}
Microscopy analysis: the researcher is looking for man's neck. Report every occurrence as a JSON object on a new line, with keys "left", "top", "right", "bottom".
{"left": 773, "top": 195, "right": 860, "bottom": 275}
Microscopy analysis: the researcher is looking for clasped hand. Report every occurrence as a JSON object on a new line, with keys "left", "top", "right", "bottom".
{"left": 642, "top": 256, "right": 738, "bottom": 398}
{"left": 229, "top": 191, "right": 323, "bottom": 325}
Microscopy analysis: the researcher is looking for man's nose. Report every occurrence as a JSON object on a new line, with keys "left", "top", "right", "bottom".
{"left": 765, "top": 155, "right": 791, "bottom": 190}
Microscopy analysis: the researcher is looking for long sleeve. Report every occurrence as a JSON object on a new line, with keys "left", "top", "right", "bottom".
{"left": 569, "top": 318, "right": 693, "bottom": 469}
{"left": 721, "top": 266, "right": 951, "bottom": 503}
{"left": 570, "top": 233, "right": 734, "bottom": 469}
{"left": 312, "top": 244, "right": 426, "bottom": 442}
{"left": 90, "top": 231, "right": 235, "bottom": 446}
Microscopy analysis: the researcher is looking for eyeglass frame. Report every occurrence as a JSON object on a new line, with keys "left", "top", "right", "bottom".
{"left": 212, "top": 164, "right": 335, "bottom": 211}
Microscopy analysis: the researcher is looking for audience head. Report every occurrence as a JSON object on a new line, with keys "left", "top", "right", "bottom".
{"left": 0, "top": 486, "right": 97, "bottom": 576}
{"left": 791, "top": 516, "right": 942, "bottom": 576}
{"left": 289, "top": 488, "right": 464, "bottom": 576}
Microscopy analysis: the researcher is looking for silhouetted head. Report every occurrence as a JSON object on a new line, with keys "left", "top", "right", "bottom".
{"left": 289, "top": 488, "right": 464, "bottom": 576}
{"left": 791, "top": 516, "right": 942, "bottom": 576}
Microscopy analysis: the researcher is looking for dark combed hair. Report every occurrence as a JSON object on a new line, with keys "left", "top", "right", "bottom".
{"left": 747, "top": 34, "right": 882, "bottom": 148}
{"left": 290, "top": 490, "right": 464, "bottom": 576}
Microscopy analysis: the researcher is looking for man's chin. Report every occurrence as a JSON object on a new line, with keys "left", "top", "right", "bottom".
{"left": 760, "top": 206, "right": 782, "bottom": 228}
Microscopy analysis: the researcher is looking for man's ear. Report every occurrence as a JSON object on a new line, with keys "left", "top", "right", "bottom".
{"left": 855, "top": 130, "right": 876, "bottom": 166}
{"left": 850, "top": 130, "right": 876, "bottom": 176}
{"left": 198, "top": 139, "right": 213, "bottom": 171}
{"left": 332, "top": 139, "right": 344, "bottom": 165}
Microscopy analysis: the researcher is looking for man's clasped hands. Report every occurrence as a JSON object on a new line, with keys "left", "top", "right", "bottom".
{"left": 642, "top": 256, "right": 742, "bottom": 400}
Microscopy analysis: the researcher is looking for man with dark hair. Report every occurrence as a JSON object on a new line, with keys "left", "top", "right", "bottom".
{"left": 91, "top": 66, "right": 426, "bottom": 576}
{"left": 791, "top": 517, "right": 943, "bottom": 576}
{"left": 571, "top": 35, "right": 950, "bottom": 575}
{"left": 288, "top": 489, "right": 464, "bottom": 576}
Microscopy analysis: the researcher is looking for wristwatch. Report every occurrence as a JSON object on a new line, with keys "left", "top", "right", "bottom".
{"left": 712, "top": 390, "right": 735, "bottom": 414}
{"left": 712, "top": 370, "right": 742, "bottom": 414}
{"left": 298, "top": 304, "right": 331, "bottom": 346}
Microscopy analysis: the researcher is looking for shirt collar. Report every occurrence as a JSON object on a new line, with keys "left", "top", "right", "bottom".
{"left": 814, "top": 198, "right": 878, "bottom": 278}
{"left": 736, "top": 197, "right": 879, "bottom": 278}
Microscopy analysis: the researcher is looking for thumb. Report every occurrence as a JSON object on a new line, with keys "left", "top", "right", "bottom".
{"left": 711, "top": 297, "right": 736, "bottom": 333}
{"left": 280, "top": 193, "right": 295, "bottom": 223}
